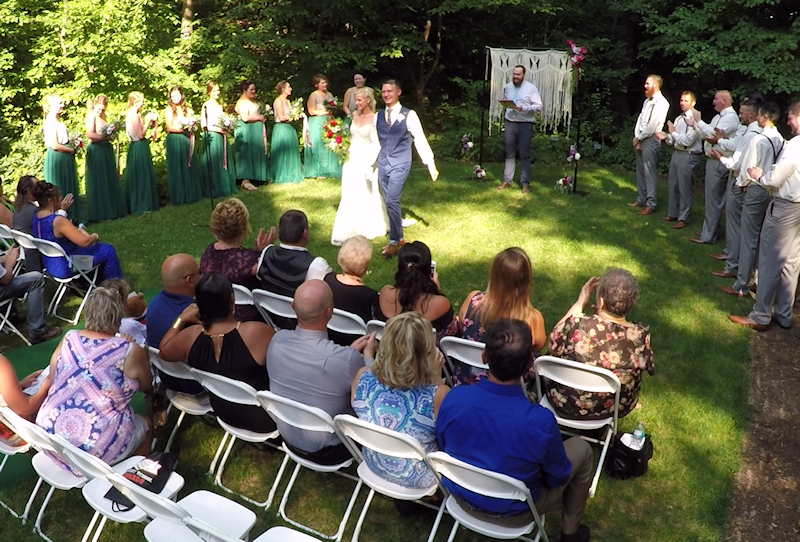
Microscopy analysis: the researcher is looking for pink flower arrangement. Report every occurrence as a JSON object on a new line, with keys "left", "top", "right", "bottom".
{"left": 567, "top": 40, "right": 587, "bottom": 68}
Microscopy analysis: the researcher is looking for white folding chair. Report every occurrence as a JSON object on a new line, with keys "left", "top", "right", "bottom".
{"left": 534, "top": 355, "right": 621, "bottom": 498}
{"left": 105, "top": 471, "right": 257, "bottom": 542}
{"left": 328, "top": 308, "right": 368, "bottom": 336}
{"left": 252, "top": 288, "right": 296, "bottom": 330}
{"left": 188, "top": 368, "right": 283, "bottom": 507}
{"left": 426, "top": 451, "right": 549, "bottom": 542}
{"left": 0, "top": 224, "right": 23, "bottom": 276}
{"left": 48, "top": 433, "right": 185, "bottom": 542}
{"left": 0, "top": 297, "right": 32, "bottom": 346}
{"left": 256, "top": 390, "right": 362, "bottom": 540}
{"left": 30, "top": 237, "right": 100, "bottom": 325}
{"left": 365, "top": 319, "right": 385, "bottom": 341}
{"left": 147, "top": 347, "right": 212, "bottom": 452}
{"left": 0, "top": 404, "right": 33, "bottom": 518}
{"left": 181, "top": 521, "right": 322, "bottom": 542}
{"left": 334, "top": 414, "right": 446, "bottom": 542}
{"left": 439, "top": 336, "right": 487, "bottom": 386}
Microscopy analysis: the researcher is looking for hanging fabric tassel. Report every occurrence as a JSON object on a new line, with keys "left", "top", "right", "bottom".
{"left": 303, "top": 115, "right": 312, "bottom": 148}
{"left": 188, "top": 132, "right": 195, "bottom": 167}
{"left": 223, "top": 136, "right": 228, "bottom": 170}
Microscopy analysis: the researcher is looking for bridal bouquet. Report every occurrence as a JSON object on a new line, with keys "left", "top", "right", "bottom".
{"left": 288, "top": 98, "right": 305, "bottom": 122}
{"left": 321, "top": 117, "right": 350, "bottom": 163}
{"left": 325, "top": 97, "right": 340, "bottom": 116}
{"left": 215, "top": 113, "right": 238, "bottom": 133}
{"left": 555, "top": 175, "right": 573, "bottom": 194}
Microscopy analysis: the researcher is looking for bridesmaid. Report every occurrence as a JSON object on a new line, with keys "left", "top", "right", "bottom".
{"left": 305, "top": 73, "right": 341, "bottom": 179}
{"left": 43, "top": 94, "right": 83, "bottom": 224}
{"left": 85, "top": 94, "right": 127, "bottom": 222}
{"left": 343, "top": 73, "right": 367, "bottom": 117}
{"left": 201, "top": 82, "right": 237, "bottom": 197}
{"left": 125, "top": 92, "right": 159, "bottom": 214}
{"left": 271, "top": 81, "right": 303, "bottom": 184}
{"left": 234, "top": 80, "right": 269, "bottom": 191}
{"left": 164, "top": 86, "right": 203, "bottom": 205}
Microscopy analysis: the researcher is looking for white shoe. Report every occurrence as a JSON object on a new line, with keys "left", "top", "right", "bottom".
{"left": 401, "top": 217, "right": 417, "bottom": 227}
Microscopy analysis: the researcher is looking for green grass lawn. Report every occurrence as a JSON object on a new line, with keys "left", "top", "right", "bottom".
{"left": 1, "top": 161, "right": 752, "bottom": 541}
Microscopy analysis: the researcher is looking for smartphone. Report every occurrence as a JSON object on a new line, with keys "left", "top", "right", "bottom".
{"left": 430, "top": 260, "right": 437, "bottom": 278}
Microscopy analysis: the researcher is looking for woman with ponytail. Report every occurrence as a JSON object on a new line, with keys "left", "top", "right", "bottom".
{"left": 85, "top": 94, "right": 127, "bottom": 221}
{"left": 164, "top": 86, "right": 203, "bottom": 205}
{"left": 42, "top": 94, "right": 83, "bottom": 224}
{"left": 158, "top": 272, "right": 277, "bottom": 433}
{"left": 124, "top": 92, "right": 159, "bottom": 214}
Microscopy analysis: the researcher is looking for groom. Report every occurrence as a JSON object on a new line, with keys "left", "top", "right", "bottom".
{"left": 376, "top": 79, "right": 439, "bottom": 258}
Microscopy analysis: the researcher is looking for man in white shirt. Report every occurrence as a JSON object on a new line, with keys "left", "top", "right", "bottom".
{"left": 376, "top": 79, "right": 438, "bottom": 258}
{"left": 730, "top": 101, "right": 800, "bottom": 330}
{"left": 497, "top": 65, "right": 543, "bottom": 195}
{"left": 629, "top": 75, "right": 669, "bottom": 216}
{"left": 686, "top": 90, "right": 741, "bottom": 244}
{"left": 709, "top": 99, "right": 762, "bottom": 280}
{"left": 657, "top": 91, "right": 702, "bottom": 228}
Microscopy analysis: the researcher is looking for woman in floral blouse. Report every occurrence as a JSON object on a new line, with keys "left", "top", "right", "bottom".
{"left": 543, "top": 268, "right": 653, "bottom": 420}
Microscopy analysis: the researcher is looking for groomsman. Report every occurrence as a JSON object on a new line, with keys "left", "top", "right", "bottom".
{"left": 720, "top": 102, "right": 784, "bottom": 297}
{"left": 686, "top": 90, "right": 740, "bottom": 244}
{"left": 629, "top": 75, "right": 669, "bottom": 215}
{"left": 709, "top": 99, "right": 762, "bottom": 280}
{"left": 657, "top": 91, "right": 702, "bottom": 229}
{"left": 730, "top": 101, "right": 800, "bottom": 330}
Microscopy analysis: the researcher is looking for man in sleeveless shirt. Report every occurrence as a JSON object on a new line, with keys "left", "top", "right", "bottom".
{"left": 376, "top": 80, "right": 438, "bottom": 258}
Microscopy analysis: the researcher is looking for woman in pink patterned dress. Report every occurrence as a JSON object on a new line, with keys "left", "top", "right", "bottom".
{"left": 36, "top": 288, "right": 152, "bottom": 471}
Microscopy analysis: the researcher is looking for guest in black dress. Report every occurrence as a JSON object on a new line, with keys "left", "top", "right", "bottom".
{"left": 159, "top": 272, "right": 277, "bottom": 433}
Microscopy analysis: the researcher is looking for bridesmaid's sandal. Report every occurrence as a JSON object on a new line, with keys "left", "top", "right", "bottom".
{"left": 240, "top": 180, "right": 257, "bottom": 191}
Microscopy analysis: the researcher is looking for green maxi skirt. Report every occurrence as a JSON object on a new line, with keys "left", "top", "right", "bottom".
{"left": 305, "top": 115, "right": 341, "bottom": 179}
{"left": 125, "top": 139, "right": 159, "bottom": 214}
{"left": 270, "top": 123, "right": 303, "bottom": 184}
{"left": 203, "top": 132, "right": 237, "bottom": 197}
{"left": 165, "top": 133, "right": 203, "bottom": 205}
{"left": 234, "top": 121, "right": 269, "bottom": 183}
{"left": 85, "top": 141, "right": 127, "bottom": 222}
{"left": 44, "top": 148, "right": 83, "bottom": 224}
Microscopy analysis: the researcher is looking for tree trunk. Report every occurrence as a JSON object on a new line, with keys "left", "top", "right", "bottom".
{"left": 180, "top": 0, "right": 193, "bottom": 66}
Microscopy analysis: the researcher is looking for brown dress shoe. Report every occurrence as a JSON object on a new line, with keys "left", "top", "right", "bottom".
{"left": 709, "top": 252, "right": 726, "bottom": 260}
{"left": 662, "top": 216, "right": 677, "bottom": 222}
{"left": 496, "top": 182, "right": 512, "bottom": 191}
{"left": 673, "top": 221, "right": 688, "bottom": 229}
{"left": 728, "top": 315, "right": 769, "bottom": 331}
{"left": 690, "top": 238, "right": 709, "bottom": 244}
{"left": 637, "top": 206, "right": 654, "bottom": 216}
{"left": 381, "top": 244, "right": 400, "bottom": 258}
{"left": 627, "top": 202, "right": 644, "bottom": 207}
{"left": 711, "top": 270, "right": 735, "bottom": 278}
{"left": 719, "top": 286, "right": 746, "bottom": 297}
{"left": 521, "top": 185, "right": 530, "bottom": 194}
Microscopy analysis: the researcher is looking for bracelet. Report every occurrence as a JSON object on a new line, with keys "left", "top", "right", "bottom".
{"left": 172, "top": 317, "right": 183, "bottom": 330}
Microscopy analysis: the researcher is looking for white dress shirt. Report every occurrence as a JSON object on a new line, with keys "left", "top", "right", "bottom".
{"left": 665, "top": 113, "right": 702, "bottom": 153}
{"left": 278, "top": 244, "right": 332, "bottom": 281}
{"left": 502, "top": 81, "right": 543, "bottom": 123}
{"left": 757, "top": 135, "right": 800, "bottom": 201}
{"left": 695, "top": 106, "right": 739, "bottom": 157}
{"left": 634, "top": 91, "right": 669, "bottom": 141}
{"left": 381, "top": 102, "right": 435, "bottom": 166}
{"left": 719, "top": 121, "right": 762, "bottom": 181}
{"left": 735, "top": 126, "right": 785, "bottom": 188}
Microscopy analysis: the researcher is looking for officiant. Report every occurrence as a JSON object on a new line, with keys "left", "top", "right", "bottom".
{"left": 496, "top": 65, "right": 542, "bottom": 195}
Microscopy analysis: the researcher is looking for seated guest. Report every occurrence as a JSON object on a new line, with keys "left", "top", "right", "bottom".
{"left": 146, "top": 253, "right": 204, "bottom": 395}
{"left": 436, "top": 320, "right": 592, "bottom": 542}
{"left": 267, "top": 279, "right": 376, "bottom": 464}
{"left": 456, "top": 247, "right": 545, "bottom": 385}
{"left": 0, "top": 245, "right": 60, "bottom": 344}
{"left": 31, "top": 181, "right": 123, "bottom": 282}
{"left": 378, "top": 241, "right": 458, "bottom": 341}
{"left": 12, "top": 175, "right": 72, "bottom": 273}
{"left": 545, "top": 269, "right": 654, "bottom": 420}
{"left": 256, "top": 209, "right": 332, "bottom": 297}
{"left": 201, "top": 198, "right": 276, "bottom": 321}
{"left": 0, "top": 193, "right": 12, "bottom": 228}
{"left": 100, "top": 278, "right": 147, "bottom": 347}
{"left": 159, "top": 273, "right": 277, "bottom": 434}
{"left": 37, "top": 288, "right": 152, "bottom": 471}
{"left": 0, "top": 353, "right": 52, "bottom": 446}
{"left": 352, "top": 312, "right": 449, "bottom": 489}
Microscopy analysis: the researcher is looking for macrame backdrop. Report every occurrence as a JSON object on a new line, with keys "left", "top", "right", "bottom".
{"left": 488, "top": 48, "right": 574, "bottom": 134}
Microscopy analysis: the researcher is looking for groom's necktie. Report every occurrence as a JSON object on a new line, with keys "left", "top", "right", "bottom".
{"left": 387, "top": 108, "right": 393, "bottom": 127}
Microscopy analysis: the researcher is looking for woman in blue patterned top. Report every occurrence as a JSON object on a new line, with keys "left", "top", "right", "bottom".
{"left": 351, "top": 312, "right": 449, "bottom": 489}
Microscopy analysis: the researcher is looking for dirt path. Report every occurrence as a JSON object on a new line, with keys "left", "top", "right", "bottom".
{"left": 724, "top": 306, "right": 800, "bottom": 541}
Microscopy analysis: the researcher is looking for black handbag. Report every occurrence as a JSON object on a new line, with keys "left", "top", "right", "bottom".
{"left": 604, "top": 433, "right": 653, "bottom": 480}
{"left": 104, "top": 451, "right": 178, "bottom": 512}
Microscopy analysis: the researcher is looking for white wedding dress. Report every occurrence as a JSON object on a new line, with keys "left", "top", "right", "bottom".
{"left": 331, "top": 120, "right": 390, "bottom": 245}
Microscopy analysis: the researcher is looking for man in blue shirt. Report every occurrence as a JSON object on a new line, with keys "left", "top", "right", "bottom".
{"left": 436, "top": 319, "right": 592, "bottom": 542}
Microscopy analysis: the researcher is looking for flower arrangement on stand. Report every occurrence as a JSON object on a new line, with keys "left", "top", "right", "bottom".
{"left": 567, "top": 40, "right": 587, "bottom": 83}
{"left": 473, "top": 165, "right": 487, "bottom": 179}
{"left": 567, "top": 144, "right": 581, "bottom": 163}
{"left": 555, "top": 175, "right": 573, "bottom": 194}
{"left": 321, "top": 117, "right": 350, "bottom": 163}
{"left": 460, "top": 133, "right": 475, "bottom": 159}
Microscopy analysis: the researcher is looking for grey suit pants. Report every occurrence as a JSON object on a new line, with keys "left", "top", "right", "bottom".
{"left": 667, "top": 150, "right": 700, "bottom": 221}
{"left": 635, "top": 137, "right": 660, "bottom": 209}
{"left": 724, "top": 183, "right": 745, "bottom": 275}
{"left": 732, "top": 184, "right": 771, "bottom": 292}
{"left": 748, "top": 198, "right": 800, "bottom": 327}
{"left": 700, "top": 159, "right": 730, "bottom": 244}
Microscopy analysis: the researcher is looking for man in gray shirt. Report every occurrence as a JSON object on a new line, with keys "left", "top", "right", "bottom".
{"left": 266, "top": 279, "right": 376, "bottom": 464}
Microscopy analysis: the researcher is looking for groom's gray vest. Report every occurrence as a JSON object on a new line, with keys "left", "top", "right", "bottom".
{"left": 376, "top": 106, "right": 412, "bottom": 168}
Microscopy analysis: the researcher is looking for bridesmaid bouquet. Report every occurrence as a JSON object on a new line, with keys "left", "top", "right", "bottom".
{"left": 258, "top": 103, "right": 273, "bottom": 120}
{"left": 288, "top": 98, "right": 305, "bottom": 122}
{"left": 102, "top": 120, "right": 124, "bottom": 141}
{"left": 322, "top": 117, "right": 350, "bottom": 163}
{"left": 215, "top": 113, "right": 238, "bottom": 133}
{"left": 181, "top": 117, "right": 199, "bottom": 132}
{"left": 325, "top": 97, "right": 340, "bottom": 116}
{"left": 70, "top": 135, "right": 85, "bottom": 154}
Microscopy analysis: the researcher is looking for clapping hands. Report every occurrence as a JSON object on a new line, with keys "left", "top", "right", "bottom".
{"left": 255, "top": 227, "right": 277, "bottom": 251}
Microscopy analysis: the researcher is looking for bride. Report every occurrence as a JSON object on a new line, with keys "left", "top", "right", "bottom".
{"left": 331, "top": 88, "right": 389, "bottom": 245}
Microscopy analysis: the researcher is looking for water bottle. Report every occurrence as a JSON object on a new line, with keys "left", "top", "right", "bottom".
{"left": 630, "top": 421, "right": 645, "bottom": 451}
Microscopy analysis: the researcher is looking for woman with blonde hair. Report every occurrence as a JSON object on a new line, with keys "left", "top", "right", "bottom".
{"left": 456, "top": 247, "right": 545, "bottom": 384}
{"left": 85, "top": 94, "right": 127, "bottom": 221}
{"left": 202, "top": 82, "right": 237, "bottom": 197}
{"left": 271, "top": 80, "right": 304, "bottom": 184}
{"left": 42, "top": 94, "right": 83, "bottom": 223}
{"left": 351, "top": 312, "right": 449, "bottom": 489}
{"left": 330, "top": 87, "right": 389, "bottom": 245}
{"left": 165, "top": 86, "right": 203, "bottom": 205}
{"left": 125, "top": 91, "right": 159, "bottom": 214}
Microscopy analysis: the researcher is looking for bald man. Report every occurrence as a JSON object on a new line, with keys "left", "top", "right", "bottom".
{"left": 267, "top": 280, "right": 376, "bottom": 465}
{"left": 148, "top": 253, "right": 203, "bottom": 394}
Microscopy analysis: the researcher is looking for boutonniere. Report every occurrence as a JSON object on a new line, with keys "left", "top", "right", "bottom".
{"left": 395, "top": 113, "right": 406, "bottom": 123}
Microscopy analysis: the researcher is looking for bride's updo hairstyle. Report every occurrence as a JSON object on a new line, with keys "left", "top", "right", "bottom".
{"left": 353, "top": 88, "right": 376, "bottom": 113}
{"left": 393, "top": 241, "right": 441, "bottom": 312}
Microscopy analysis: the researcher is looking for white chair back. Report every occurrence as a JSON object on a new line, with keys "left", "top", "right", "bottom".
{"left": 182, "top": 516, "right": 244, "bottom": 542}
{"left": 0, "top": 405, "right": 56, "bottom": 453}
{"left": 106, "top": 471, "right": 189, "bottom": 525}
{"left": 366, "top": 320, "right": 385, "bottom": 341}
{"left": 148, "top": 346, "right": 196, "bottom": 381}
{"left": 256, "top": 390, "right": 337, "bottom": 435}
{"left": 426, "top": 451, "right": 531, "bottom": 502}
{"left": 189, "top": 368, "right": 260, "bottom": 407}
{"left": 47, "top": 433, "right": 116, "bottom": 481}
{"left": 334, "top": 414, "right": 427, "bottom": 462}
{"left": 9, "top": 228, "right": 37, "bottom": 251}
{"left": 439, "top": 337, "right": 486, "bottom": 369}
{"left": 232, "top": 284, "right": 255, "bottom": 306}
{"left": 328, "top": 309, "right": 368, "bottom": 336}
{"left": 252, "top": 289, "right": 296, "bottom": 319}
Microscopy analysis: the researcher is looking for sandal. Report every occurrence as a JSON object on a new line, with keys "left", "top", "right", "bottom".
{"left": 241, "top": 180, "right": 258, "bottom": 191}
